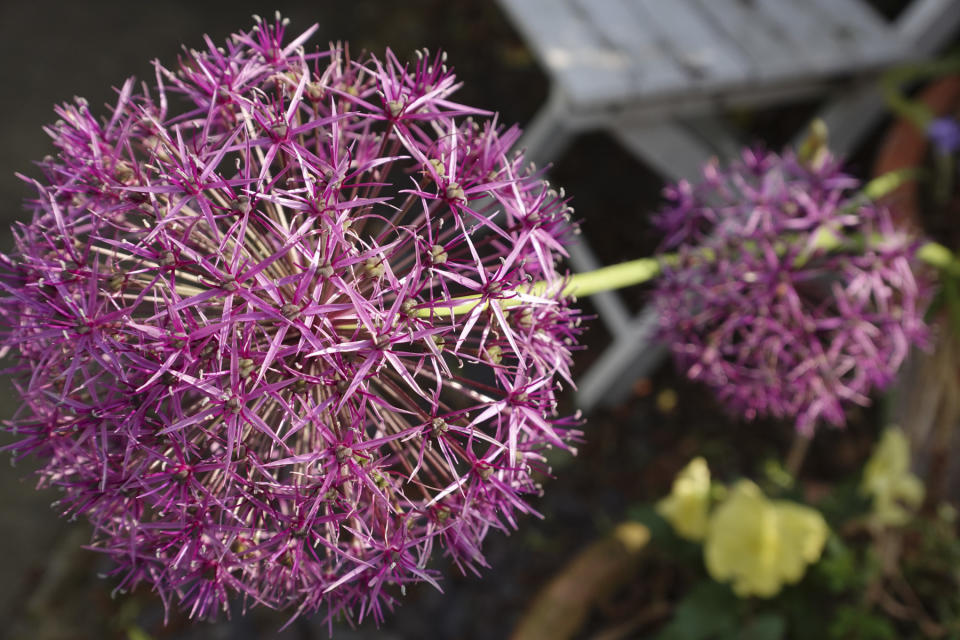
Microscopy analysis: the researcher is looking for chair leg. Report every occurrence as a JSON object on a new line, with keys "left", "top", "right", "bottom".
{"left": 802, "top": 0, "right": 960, "bottom": 157}
{"left": 568, "top": 236, "right": 633, "bottom": 336}
{"left": 576, "top": 307, "right": 668, "bottom": 412}
{"left": 518, "top": 88, "right": 577, "bottom": 170}
{"left": 516, "top": 87, "right": 635, "bottom": 336}
{"left": 612, "top": 117, "right": 737, "bottom": 182}
{"left": 572, "top": 119, "right": 739, "bottom": 412}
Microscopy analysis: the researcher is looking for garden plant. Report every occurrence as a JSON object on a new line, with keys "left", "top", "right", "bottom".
{"left": 2, "top": 13, "right": 959, "bottom": 639}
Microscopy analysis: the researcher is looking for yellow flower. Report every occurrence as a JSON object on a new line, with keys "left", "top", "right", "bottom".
{"left": 861, "top": 427, "right": 924, "bottom": 526}
{"left": 704, "top": 480, "right": 828, "bottom": 598}
{"left": 657, "top": 457, "right": 711, "bottom": 541}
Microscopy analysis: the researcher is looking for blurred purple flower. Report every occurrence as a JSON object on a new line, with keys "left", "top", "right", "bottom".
{"left": 0, "top": 16, "right": 581, "bottom": 624}
{"left": 928, "top": 116, "right": 960, "bottom": 155}
{"left": 653, "top": 149, "right": 927, "bottom": 432}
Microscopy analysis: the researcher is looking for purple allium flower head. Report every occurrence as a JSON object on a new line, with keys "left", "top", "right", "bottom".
{"left": 928, "top": 116, "right": 960, "bottom": 155}
{"left": 653, "top": 149, "right": 927, "bottom": 433}
{"left": 0, "top": 16, "right": 581, "bottom": 623}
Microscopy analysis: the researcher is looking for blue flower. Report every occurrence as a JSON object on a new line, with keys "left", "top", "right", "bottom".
{"left": 928, "top": 117, "right": 960, "bottom": 155}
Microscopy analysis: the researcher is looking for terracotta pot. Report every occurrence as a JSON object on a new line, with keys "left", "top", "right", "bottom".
{"left": 872, "top": 75, "right": 960, "bottom": 228}
{"left": 874, "top": 75, "right": 960, "bottom": 510}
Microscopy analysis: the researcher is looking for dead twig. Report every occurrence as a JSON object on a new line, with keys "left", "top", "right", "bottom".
{"left": 510, "top": 523, "right": 650, "bottom": 640}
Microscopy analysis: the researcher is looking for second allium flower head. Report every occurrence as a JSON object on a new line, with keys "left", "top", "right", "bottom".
{"left": 653, "top": 149, "right": 927, "bottom": 432}
{"left": 1, "top": 16, "right": 581, "bottom": 621}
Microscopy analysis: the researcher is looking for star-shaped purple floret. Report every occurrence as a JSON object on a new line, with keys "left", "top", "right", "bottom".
{"left": 0, "top": 15, "right": 581, "bottom": 624}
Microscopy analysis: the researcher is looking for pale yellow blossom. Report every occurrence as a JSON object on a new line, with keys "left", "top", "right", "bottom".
{"left": 861, "top": 427, "right": 924, "bottom": 526}
{"left": 704, "top": 480, "right": 828, "bottom": 598}
{"left": 657, "top": 457, "right": 711, "bottom": 541}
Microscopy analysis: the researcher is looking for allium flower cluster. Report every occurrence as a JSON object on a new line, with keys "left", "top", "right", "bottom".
{"left": 0, "top": 17, "right": 581, "bottom": 623}
{"left": 653, "top": 149, "right": 926, "bottom": 432}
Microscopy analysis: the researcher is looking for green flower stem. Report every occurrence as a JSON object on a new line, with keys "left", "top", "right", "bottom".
{"left": 559, "top": 257, "right": 661, "bottom": 297}
{"left": 413, "top": 169, "right": 960, "bottom": 320}
{"left": 881, "top": 54, "right": 960, "bottom": 128}
{"left": 918, "top": 241, "right": 960, "bottom": 277}
{"left": 414, "top": 236, "right": 960, "bottom": 320}
{"left": 861, "top": 167, "right": 922, "bottom": 202}
{"left": 416, "top": 257, "right": 664, "bottom": 319}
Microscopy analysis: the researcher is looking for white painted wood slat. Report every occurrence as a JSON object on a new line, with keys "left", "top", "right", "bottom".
{"left": 612, "top": 119, "right": 720, "bottom": 182}
{"left": 631, "top": 0, "right": 752, "bottom": 88}
{"left": 692, "top": 0, "right": 809, "bottom": 80}
{"left": 571, "top": 0, "right": 691, "bottom": 100}
{"left": 498, "top": 0, "right": 632, "bottom": 108}
{"left": 494, "top": 0, "right": 960, "bottom": 413}
{"left": 807, "top": 0, "right": 905, "bottom": 65}
{"left": 752, "top": 0, "right": 869, "bottom": 73}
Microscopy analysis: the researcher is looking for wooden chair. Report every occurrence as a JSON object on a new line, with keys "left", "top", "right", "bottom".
{"left": 496, "top": 0, "right": 960, "bottom": 411}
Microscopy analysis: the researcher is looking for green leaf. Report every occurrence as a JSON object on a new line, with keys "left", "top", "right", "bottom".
{"left": 815, "top": 535, "right": 859, "bottom": 593}
{"left": 738, "top": 614, "right": 786, "bottom": 640}
{"left": 627, "top": 503, "right": 674, "bottom": 543}
{"left": 828, "top": 605, "right": 896, "bottom": 640}
{"left": 779, "top": 587, "right": 831, "bottom": 640}
{"left": 761, "top": 458, "right": 795, "bottom": 494}
{"left": 656, "top": 581, "right": 740, "bottom": 640}
{"left": 126, "top": 626, "right": 154, "bottom": 640}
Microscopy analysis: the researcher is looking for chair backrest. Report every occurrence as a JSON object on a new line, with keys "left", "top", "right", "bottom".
{"left": 498, "top": 0, "right": 959, "bottom": 113}
{"left": 894, "top": 0, "right": 960, "bottom": 55}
